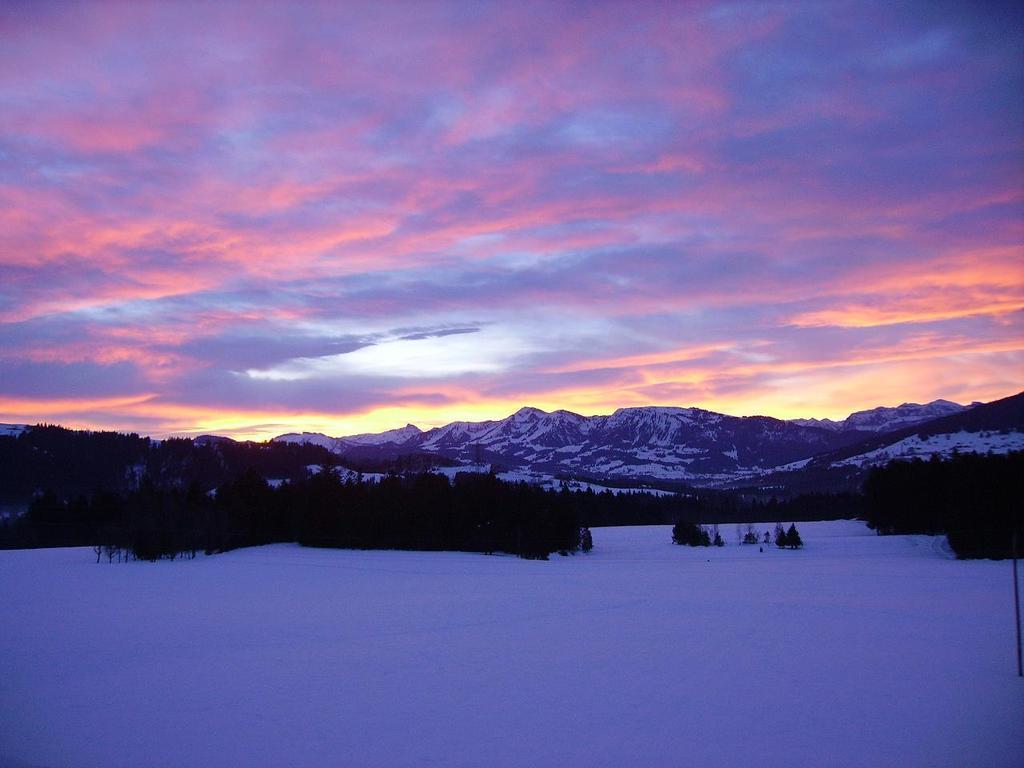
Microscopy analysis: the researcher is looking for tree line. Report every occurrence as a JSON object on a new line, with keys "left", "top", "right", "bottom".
{"left": 4, "top": 470, "right": 607, "bottom": 560}
{"left": 672, "top": 521, "right": 802, "bottom": 549}
{"left": 862, "top": 450, "right": 1022, "bottom": 558}
{"left": 4, "top": 425, "right": 1018, "bottom": 560}
{"left": 0, "top": 425, "right": 343, "bottom": 505}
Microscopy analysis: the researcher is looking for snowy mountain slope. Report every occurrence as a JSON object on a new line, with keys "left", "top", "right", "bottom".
{"left": 830, "top": 430, "right": 1024, "bottom": 467}
{"left": 275, "top": 406, "right": 862, "bottom": 484}
{"left": 787, "top": 417, "right": 845, "bottom": 431}
{"left": 431, "top": 406, "right": 855, "bottom": 482}
{"left": 804, "top": 391, "right": 1023, "bottom": 469}
{"left": 336, "top": 424, "right": 423, "bottom": 446}
{"left": 842, "top": 399, "right": 968, "bottom": 431}
{"left": 274, "top": 424, "right": 422, "bottom": 452}
{"left": 0, "top": 424, "right": 28, "bottom": 438}
{"left": 726, "top": 392, "right": 1024, "bottom": 491}
{"left": 271, "top": 392, "right": 1022, "bottom": 489}
{"left": 418, "top": 418, "right": 502, "bottom": 451}
{"left": 789, "top": 398, "right": 969, "bottom": 433}
{"left": 273, "top": 431, "right": 350, "bottom": 453}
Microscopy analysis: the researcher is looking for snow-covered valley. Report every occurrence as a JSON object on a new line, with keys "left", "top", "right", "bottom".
{"left": 1, "top": 522, "right": 1021, "bottom": 767}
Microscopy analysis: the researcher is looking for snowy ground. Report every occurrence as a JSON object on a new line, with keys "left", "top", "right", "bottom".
{"left": 495, "top": 468, "right": 679, "bottom": 496}
{"left": 1, "top": 521, "right": 1021, "bottom": 768}
{"left": 831, "top": 429, "right": 1024, "bottom": 467}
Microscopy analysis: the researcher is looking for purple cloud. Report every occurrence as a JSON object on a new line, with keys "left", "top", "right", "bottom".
{"left": 0, "top": 1, "right": 1020, "bottom": 437}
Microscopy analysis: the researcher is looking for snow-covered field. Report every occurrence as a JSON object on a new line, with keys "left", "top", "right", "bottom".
{"left": 1, "top": 521, "right": 1021, "bottom": 768}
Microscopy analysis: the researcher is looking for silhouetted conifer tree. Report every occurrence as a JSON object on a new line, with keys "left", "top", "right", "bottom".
{"left": 672, "top": 521, "right": 710, "bottom": 547}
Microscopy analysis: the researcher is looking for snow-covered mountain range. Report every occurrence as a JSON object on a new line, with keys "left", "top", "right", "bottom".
{"left": 276, "top": 405, "right": 846, "bottom": 483}
{"left": 274, "top": 424, "right": 422, "bottom": 453}
{"left": 272, "top": 394, "right": 1024, "bottom": 487}
{"left": 794, "top": 392, "right": 1023, "bottom": 469}
{"left": 789, "top": 399, "right": 968, "bottom": 432}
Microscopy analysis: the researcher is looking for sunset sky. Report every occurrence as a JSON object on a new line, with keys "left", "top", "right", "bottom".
{"left": 1, "top": 1, "right": 1021, "bottom": 440}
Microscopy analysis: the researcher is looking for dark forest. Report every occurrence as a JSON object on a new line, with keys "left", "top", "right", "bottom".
{"left": 1, "top": 425, "right": 1019, "bottom": 560}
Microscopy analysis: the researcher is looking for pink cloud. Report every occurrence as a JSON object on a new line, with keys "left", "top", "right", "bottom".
{"left": 0, "top": 1, "right": 1020, "bottom": 434}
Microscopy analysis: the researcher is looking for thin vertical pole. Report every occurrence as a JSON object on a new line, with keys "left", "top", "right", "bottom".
{"left": 1014, "top": 528, "right": 1022, "bottom": 678}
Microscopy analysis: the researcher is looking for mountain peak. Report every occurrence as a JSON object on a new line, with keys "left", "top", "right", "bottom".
{"left": 341, "top": 423, "right": 422, "bottom": 446}
{"left": 267, "top": 394, "right": 1010, "bottom": 485}
{"left": 512, "top": 406, "right": 547, "bottom": 419}
{"left": 609, "top": 405, "right": 695, "bottom": 417}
